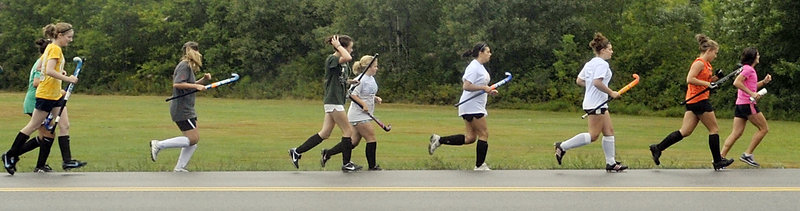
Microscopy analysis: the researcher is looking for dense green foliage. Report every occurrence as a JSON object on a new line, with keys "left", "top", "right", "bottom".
{"left": 0, "top": 0, "right": 798, "bottom": 120}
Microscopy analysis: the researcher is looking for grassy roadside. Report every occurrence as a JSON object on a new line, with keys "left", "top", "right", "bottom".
{"left": 1, "top": 91, "right": 798, "bottom": 172}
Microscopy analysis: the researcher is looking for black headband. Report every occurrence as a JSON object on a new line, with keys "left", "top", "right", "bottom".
{"left": 58, "top": 27, "right": 72, "bottom": 33}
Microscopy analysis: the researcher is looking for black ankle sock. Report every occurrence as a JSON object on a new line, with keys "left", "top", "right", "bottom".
{"left": 19, "top": 137, "right": 41, "bottom": 155}
{"left": 58, "top": 135, "right": 72, "bottom": 162}
{"left": 709, "top": 134, "right": 722, "bottom": 162}
{"left": 366, "top": 142, "right": 377, "bottom": 168}
{"left": 476, "top": 140, "right": 488, "bottom": 167}
{"left": 341, "top": 137, "right": 352, "bottom": 165}
{"left": 296, "top": 134, "right": 324, "bottom": 154}
{"left": 37, "top": 137, "right": 54, "bottom": 168}
{"left": 440, "top": 134, "right": 466, "bottom": 145}
{"left": 7, "top": 132, "right": 30, "bottom": 157}
{"left": 656, "top": 130, "right": 683, "bottom": 151}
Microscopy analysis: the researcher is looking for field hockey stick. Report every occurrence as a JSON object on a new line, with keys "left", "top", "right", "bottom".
{"left": 454, "top": 72, "right": 512, "bottom": 107}
{"left": 165, "top": 73, "right": 240, "bottom": 102}
{"left": 367, "top": 112, "right": 392, "bottom": 132}
{"left": 680, "top": 66, "right": 742, "bottom": 105}
{"left": 581, "top": 73, "right": 640, "bottom": 119}
{"left": 43, "top": 57, "right": 83, "bottom": 132}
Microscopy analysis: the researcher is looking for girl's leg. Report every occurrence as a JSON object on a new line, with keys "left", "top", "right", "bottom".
{"left": 467, "top": 117, "right": 489, "bottom": 168}
{"left": 721, "top": 117, "right": 747, "bottom": 157}
{"left": 599, "top": 113, "right": 617, "bottom": 165}
{"left": 698, "top": 111, "right": 725, "bottom": 164}
{"left": 353, "top": 122, "right": 378, "bottom": 169}
{"left": 9, "top": 109, "right": 51, "bottom": 156}
{"left": 744, "top": 113, "right": 769, "bottom": 155}
{"left": 174, "top": 128, "right": 199, "bottom": 171}
{"left": 295, "top": 113, "right": 335, "bottom": 154}
{"left": 330, "top": 110, "right": 356, "bottom": 167}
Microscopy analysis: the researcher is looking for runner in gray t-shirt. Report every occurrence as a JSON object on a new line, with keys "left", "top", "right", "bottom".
{"left": 149, "top": 41, "right": 211, "bottom": 172}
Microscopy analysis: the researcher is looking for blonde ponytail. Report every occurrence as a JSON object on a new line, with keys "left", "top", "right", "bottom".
{"left": 352, "top": 55, "right": 375, "bottom": 75}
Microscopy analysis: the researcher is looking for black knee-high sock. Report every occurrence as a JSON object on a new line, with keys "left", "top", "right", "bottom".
{"left": 7, "top": 132, "right": 30, "bottom": 157}
{"left": 440, "top": 134, "right": 466, "bottom": 145}
{"left": 296, "top": 134, "right": 324, "bottom": 154}
{"left": 19, "top": 137, "right": 41, "bottom": 155}
{"left": 326, "top": 140, "right": 348, "bottom": 158}
{"left": 476, "top": 140, "right": 488, "bottom": 167}
{"left": 341, "top": 137, "right": 352, "bottom": 165}
{"left": 366, "top": 142, "right": 377, "bottom": 168}
{"left": 655, "top": 130, "right": 683, "bottom": 151}
{"left": 58, "top": 135, "right": 72, "bottom": 162}
{"left": 709, "top": 134, "right": 722, "bottom": 162}
{"left": 37, "top": 137, "right": 54, "bottom": 168}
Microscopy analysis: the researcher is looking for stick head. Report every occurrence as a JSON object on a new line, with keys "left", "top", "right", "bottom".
{"left": 73, "top": 57, "right": 83, "bottom": 63}
{"left": 231, "top": 73, "right": 240, "bottom": 80}
{"left": 383, "top": 124, "right": 392, "bottom": 132}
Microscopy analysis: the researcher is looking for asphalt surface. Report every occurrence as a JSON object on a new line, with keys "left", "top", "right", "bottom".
{"left": 1, "top": 169, "right": 799, "bottom": 210}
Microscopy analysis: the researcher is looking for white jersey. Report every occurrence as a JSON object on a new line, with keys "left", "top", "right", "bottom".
{"left": 578, "top": 57, "right": 612, "bottom": 109}
{"left": 458, "top": 59, "right": 490, "bottom": 116}
{"left": 348, "top": 74, "right": 378, "bottom": 122}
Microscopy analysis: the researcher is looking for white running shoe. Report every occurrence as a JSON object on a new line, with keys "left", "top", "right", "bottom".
{"left": 150, "top": 140, "right": 160, "bottom": 162}
{"left": 474, "top": 163, "right": 491, "bottom": 171}
{"left": 428, "top": 134, "right": 441, "bottom": 155}
{"left": 173, "top": 168, "right": 189, "bottom": 172}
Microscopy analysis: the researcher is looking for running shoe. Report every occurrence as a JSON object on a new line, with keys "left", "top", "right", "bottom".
{"left": 368, "top": 164, "right": 383, "bottom": 171}
{"left": 63, "top": 160, "right": 87, "bottom": 170}
{"left": 713, "top": 158, "right": 735, "bottom": 171}
{"left": 2, "top": 153, "right": 14, "bottom": 175}
{"left": 428, "top": 134, "right": 441, "bottom": 155}
{"left": 474, "top": 163, "right": 491, "bottom": 171}
{"left": 150, "top": 140, "right": 160, "bottom": 162}
{"left": 34, "top": 164, "right": 53, "bottom": 173}
{"left": 289, "top": 148, "right": 301, "bottom": 169}
{"left": 739, "top": 154, "right": 760, "bottom": 167}
{"left": 320, "top": 149, "right": 330, "bottom": 168}
{"left": 649, "top": 144, "right": 661, "bottom": 166}
{"left": 605, "top": 161, "right": 628, "bottom": 172}
{"left": 554, "top": 142, "right": 566, "bottom": 165}
{"left": 173, "top": 168, "right": 189, "bottom": 172}
{"left": 341, "top": 162, "right": 362, "bottom": 172}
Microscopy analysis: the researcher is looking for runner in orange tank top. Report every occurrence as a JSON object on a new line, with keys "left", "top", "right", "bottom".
{"left": 648, "top": 34, "right": 734, "bottom": 171}
{"left": 684, "top": 58, "right": 712, "bottom": 104}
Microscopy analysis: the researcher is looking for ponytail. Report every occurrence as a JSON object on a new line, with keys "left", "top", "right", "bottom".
{"left": 695, "top": 34, "right": 718, "bottom": 52}
{"left": 181, "top": 41, "right": 202, "bottom": 71}
{"left": 352, "top": 55, "right": 375, "bottom": 75}
{"left": 589, "top": 32, "right": 609, "bottom": 53}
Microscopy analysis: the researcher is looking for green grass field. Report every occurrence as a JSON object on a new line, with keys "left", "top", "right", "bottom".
{"left": 1, "top": 92, "right": 799, "bottom": 172}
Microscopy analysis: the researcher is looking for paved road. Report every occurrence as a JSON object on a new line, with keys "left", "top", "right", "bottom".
{"left": 1, "top": 169, "right": 799, "bottom": 210}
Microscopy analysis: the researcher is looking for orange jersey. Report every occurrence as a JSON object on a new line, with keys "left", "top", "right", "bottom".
{"left": 685, "top": 58, "right": 712, "bottom": 104}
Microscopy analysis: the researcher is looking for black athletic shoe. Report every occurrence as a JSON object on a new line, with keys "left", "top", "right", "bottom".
{"left": 554, "top": 142, "right": 566, "bottom": 165}
{"left": 34, "top": 164, "right": 53, "bottom": 173}
{"left": 63, "top": 160, "right": 87, "bottom": 170}
{"left": 368, "top": 165, "right": 383, "bottom": 171}
{"left": 289, "top": 148, "right": 301, "bottom": 169}
{"left": 341, "top": 162, "right": 363, "bottom": 172}
{"left": 606, "top": 161, "right": 628, "bottom": 172}
{"left": 320, "top": 149, "right": 330, "bottom": 168}
{"left": 713, "top": 158, "right": 734, "bottom": 171}
{"left": 649, "top": 144, "right": 661, "bottom": 166}
{"left": 2, "top": 153, "right": 14, "bottom": 175}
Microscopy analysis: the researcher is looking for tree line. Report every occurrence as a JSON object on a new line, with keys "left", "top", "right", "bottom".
{"left": 1, "top": 0, "right": 798, "bottom": 120}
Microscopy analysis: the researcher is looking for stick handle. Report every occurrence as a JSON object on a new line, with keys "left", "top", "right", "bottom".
{"left": 581, "top": 74, "right": 639, "bottom": 119}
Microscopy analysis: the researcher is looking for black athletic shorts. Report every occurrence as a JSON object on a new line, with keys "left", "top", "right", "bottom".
{"left": 35, "top": 97, "right": 65, "bottom": 113}
{"left": 685, "top": 99, "right": 714, "bottom": 116}
{"left": 734, "top": 104, "right": 760, "bottom": 118}
{"left": 583, "top": 108, "right": 608, "bottom": 116}
{"left": 175, "top": 118, "right": 198, "bottom": 131}
{"left": 461, "top": 113, "right": 485, "bottom": 122}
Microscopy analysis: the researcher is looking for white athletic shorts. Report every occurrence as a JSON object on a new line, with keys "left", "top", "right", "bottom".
{"left": 323, "top": 104, "right": 345, "bottom": 113}
{"left": 350, "top": 120, "right": 370, "bottom": 126}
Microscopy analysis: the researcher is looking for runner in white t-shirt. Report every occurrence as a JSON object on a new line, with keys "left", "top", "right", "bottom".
{"left": 428, "top": 42, "right": 497, "bottom": 171}
{"left": 554, "top": 33, "right": 627, "bottom": 172}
